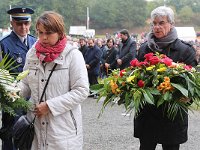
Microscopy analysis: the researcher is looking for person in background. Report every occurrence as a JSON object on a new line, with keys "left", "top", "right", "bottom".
{"left": 194, "top": 40, "right": 200, "bottom": 70}
{"left": 97, "top": 38, "right": 108, "bottom": 78}
{"left": 79, "top": 37, "right": 88, "bottom": 58}
{"left": 135, "top": 6, "right": 197, "bottom": 150}
{"left": 101, "top": 38, "right": 118, "bottom": 78}
{"left": 116, "top": 29, "right": 137, "bottom": 70}
{"left": 0, "top": 7, "right": 36, "bottom": 150}
{"left": 19, "top": 11, "right": 89, "bottom": 149}
{"left": 84, "top": 38, "right": 102, "bottom": 98}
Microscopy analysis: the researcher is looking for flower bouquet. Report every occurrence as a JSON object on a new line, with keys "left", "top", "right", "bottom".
{"left": 91, "top": 52, "right": 200, "bottom": 120}
{"left": 0, "top": 55, "right": 30, "bottom": 116}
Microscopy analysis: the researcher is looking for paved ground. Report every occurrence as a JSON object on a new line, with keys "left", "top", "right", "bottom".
{"left": 82, "top": 97, "right": 200, "bottom": 150}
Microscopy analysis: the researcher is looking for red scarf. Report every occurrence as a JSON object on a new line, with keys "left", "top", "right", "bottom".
{"left": 35, "top": 37, "right": 67, "bottom": 62}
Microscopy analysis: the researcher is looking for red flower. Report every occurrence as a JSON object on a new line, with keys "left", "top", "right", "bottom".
{"left": 161, "top": 57, "right": 173, "bottom": 66}
{"left": 149, "top": 56, "right": 160, "bottom": 65}
{"left": 130, "top": 59, "right": 139, "bottom": 67}
{"left": 184, "top": 65, "right": 192, "bottom": 71}
{"left": 137, "top": 80, "right": 145, "bottom": 88}
{"left": 120, "top": 69, "right": 126, "bottom": 77}
{"left": 144, "top": 53, "right": 154, "bottom": 61}
{"left": 138, "top": 61, "right": 149, "bottom": 67}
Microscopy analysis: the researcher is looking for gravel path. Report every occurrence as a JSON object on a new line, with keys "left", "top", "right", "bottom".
{"left": 82, "top": 97, "right": 200, "bottom": 150}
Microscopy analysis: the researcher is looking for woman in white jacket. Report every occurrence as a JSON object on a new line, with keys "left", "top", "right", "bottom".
{"left": 19, "top": 11, "right": 89, "bottom": 150}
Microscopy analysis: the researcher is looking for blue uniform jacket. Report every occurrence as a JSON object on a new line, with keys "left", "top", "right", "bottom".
{"left": 0, "top": 31, "right": 37, "bottom": 73}
{"left": 84, "top": 45, "right": 102, "bottom": 76}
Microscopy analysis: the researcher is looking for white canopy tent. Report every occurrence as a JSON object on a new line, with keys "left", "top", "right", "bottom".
{"left": 175, "top": 27, "right": 196, "bottom": 42}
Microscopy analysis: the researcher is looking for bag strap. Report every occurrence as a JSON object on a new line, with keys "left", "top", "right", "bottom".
{"left": 32, "top": 63, "right": 57, "bottom": 123}
{"left": 39, "top": 63, "right": 57, "bottom": 104}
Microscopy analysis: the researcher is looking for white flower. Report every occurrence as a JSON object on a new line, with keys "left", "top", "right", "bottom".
{"left": 7, "top": 92, "right": 20, "bottom": 102}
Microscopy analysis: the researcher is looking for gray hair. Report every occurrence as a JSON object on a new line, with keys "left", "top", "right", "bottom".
{"left": 151, "top": 6, "right": 175, "bottom": 24}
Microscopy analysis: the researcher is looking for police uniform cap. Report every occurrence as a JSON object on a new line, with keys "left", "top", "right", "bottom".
{"left": 7, "top": 7, "right": 34, "bottom": 22}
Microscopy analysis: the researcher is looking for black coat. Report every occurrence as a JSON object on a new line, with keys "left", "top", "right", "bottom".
{"left": 79, "top": 45, "right": 88, "bottom": 58}
{"left": 101, "top": 47, "right": 118, "bottom": 75}
{"left": 134, "top": 39, "right": 197, "bottom": 145}
{"left": 116, "top": 37, "right": 137, "bottom": 70}
{"left": 84, "top": 45, "right": 102, "bottom": 76}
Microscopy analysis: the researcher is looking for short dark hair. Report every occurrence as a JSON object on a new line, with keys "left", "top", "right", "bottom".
{"left": 120, "top": 29, "right": 130, "bottom": 38}
{"left": 107, "top": 38, "right": 115, "bottom": 45}
{"left": 79, "top": 37, "right": 86, "bottom": 42}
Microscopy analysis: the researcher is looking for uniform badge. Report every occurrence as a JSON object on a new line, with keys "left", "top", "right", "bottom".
{"left": 16, "top": 56, "right": 22, "bottom": 63}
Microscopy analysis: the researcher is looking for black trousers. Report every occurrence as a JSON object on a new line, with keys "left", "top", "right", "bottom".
{"left": 1, "top": 110, "right": 24, "bottom": 150}
{"left": 139, "top": 139, "right": 180, "bottom": 150}
{"left": 88, "top": 73, "right": 98, "bottom": 85}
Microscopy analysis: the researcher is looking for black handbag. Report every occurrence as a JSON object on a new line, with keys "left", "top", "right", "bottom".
{"left": 13, "top": 63, "right": 57, "bottom": 150}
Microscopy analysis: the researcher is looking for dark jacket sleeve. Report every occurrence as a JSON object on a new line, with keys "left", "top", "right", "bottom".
{"left": 121, "top": 40, "right": 137, "bottom": 63}
{"left": 88, "top": 48, "right": 102, "bottom": 69}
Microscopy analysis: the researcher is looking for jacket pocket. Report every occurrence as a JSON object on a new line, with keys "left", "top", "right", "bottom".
{"left": 70, "top": 110, "right": 77, "bottom": 135}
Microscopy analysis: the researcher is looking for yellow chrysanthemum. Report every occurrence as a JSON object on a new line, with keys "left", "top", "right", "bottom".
{"left": 126, "top": 75, "right": 135, "bottom": 82}
{"left": 146, "top": 65, "right": 155, "bottom": 71}
{"left": 157, "top": 67, "right": 167, "bottom": 72}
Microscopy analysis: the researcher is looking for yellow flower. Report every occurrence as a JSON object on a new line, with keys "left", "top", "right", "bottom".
{"left": 157, "top": 67, "right": 167, "bottom": 72}
{"left": 146, "top": 65, "right": 155, "bottom": 71}
{"left": 164, "top": 76, "right": 170, "bottom": 82}
{"left": 157, "top": 85, "right": 163, "bottom": 91}
{"left": 157, "top": 76, "right": 174, "bottom": 93}
{"left": 7, "top": 92, "right": 20, "bottom": 102}
{"left": 160, "top": 82, "right": 166, "bottom": 88}
{"left": 116, "top": 88, "right": 121, "bottom": 94}
{"left": 16, "top": 70, "right": 29, "bottom": 81}
{"left": 126, "top": 75, "right": 135, "bottom": 82}
{"left": 110, "top": 80, "right": 118, "bottom": 94}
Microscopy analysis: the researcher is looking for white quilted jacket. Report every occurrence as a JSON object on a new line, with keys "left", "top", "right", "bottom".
{"left": 19, "top": 43, "right": 89, "bottom": 150}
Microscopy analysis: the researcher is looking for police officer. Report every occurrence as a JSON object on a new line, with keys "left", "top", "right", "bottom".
{"left": 0, "top": 7, "right": 37, "bottom": 150}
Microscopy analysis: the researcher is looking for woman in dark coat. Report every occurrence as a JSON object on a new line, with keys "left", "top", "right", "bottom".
{"left": 101, "top": 38, "right": 118, "bottom": 78}
{"left": 134, "top": 6, "right": 197, "bottom": 150}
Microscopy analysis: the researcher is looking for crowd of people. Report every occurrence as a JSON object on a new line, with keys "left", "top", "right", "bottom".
{"left": 0, "top": 5, "right": 199, "bottom": 150}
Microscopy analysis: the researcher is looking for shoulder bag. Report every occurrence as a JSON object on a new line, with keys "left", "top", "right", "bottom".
{"left": 13, "top": 63, "right": 57, "bottom": 150}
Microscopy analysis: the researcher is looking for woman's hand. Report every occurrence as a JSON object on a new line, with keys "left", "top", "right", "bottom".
{"left": 117, "top": 59, "right": 122, "bottom": 65}
{"left": 34, "top": 102, "right": 49, "bottom": 118}
{"left": 105, "top": 63, "right": 110, "bottom": 68}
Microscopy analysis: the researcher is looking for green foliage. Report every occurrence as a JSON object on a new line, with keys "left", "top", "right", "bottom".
{"left": 178, "top": 6, "right": 194, "bottom": 23}
{"left": 0, "top": 84, "right": 31, "bottom": 116}
{"left": 0, "top": 55, "right": 31, "bottom": 116}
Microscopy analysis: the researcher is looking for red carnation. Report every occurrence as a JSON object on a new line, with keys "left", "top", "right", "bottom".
{"left": 161, "top": 57, "right": 173, "bottom": 66}
{"left": 144, "top": 53, "right": 154, "bottom": 61}
{"left": 120, "top": 69, "right": 126, "bottom": 77}
{"left": 137, "top": 80, "right": 145, "bottom": 88}
{"left": 130, "top": 59, "right": 139, "bottom": 67}
{"left": 184, "top": 65, "right": 192, "bottom": 71}
{"left": 149, "top": 56, "right": 160, "bottom": 65}
{"left": 138, "top": 61, "right": 149, "bottom": 67}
